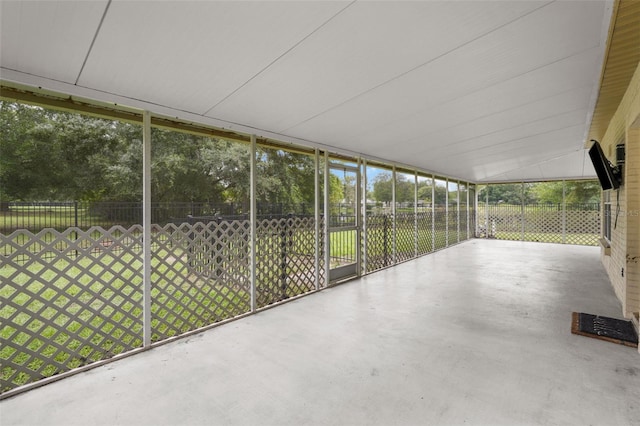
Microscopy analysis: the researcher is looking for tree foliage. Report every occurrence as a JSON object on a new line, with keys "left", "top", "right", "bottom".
{"left": 0, "top": 101, "right": 319, "bottom": 210}
{"left": 478, "top": 181, "right": 600, "bottom": 205}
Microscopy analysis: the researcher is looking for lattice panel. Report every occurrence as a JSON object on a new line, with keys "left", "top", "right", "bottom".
{"left": 255, "top": 217, "right": 318, "bottom": 308}
{"left": 1, "top": 226, "right": 143, "bottom": 394}
{"left": 365, "top": 214, "right": 392, "bottom": 273}
{"left": 476, "top": 204, "right": 599, "bottom": 246}
{"left": 487, "top": 205, "right": 522, "bottom": 241}
{"left": 448, "top": 210, "right": 459, "bottom": 245}
{"left": 523, "top": 208, "right": 562, "bottom": 243}
{"left": 416, "top": 211, "right": 433, "bottom": 255}
{"left": 469, "top": 188, "right": 477, "bottom": 237}
{"left": 395, "top": 213, "right": 415, "bottom": 263}
{"left": 469, "top": 205, "right": 477, "bottom": 238}
{"left": 565, "top": 210, "right": 600, "bottom": 246}
{"left": 318, "top": 218, "right": 326, "bottom": 288}
{"left": 434, "top": 208, "right": 447, "bottom": 250}
{"left": 459, "top": 207, "right": 469, "bottom": 241}
{"left": 150, "top": 221, "right": 251, "bottom": 342}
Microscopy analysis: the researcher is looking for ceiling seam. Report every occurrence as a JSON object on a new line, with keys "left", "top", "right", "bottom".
{"left": 279, "top": 0, "right": 556, "bottom": 133}
{"left": 339, "top": 45, "right": 601, "bottom": 144}
{"left": 408, "top": 105, "right": 592, "bottom": 157}
{"left": 202, "top": 1, "right": 357, "bottom": 116}
{"left": 435, "top": 123, "right": 586, "bottom": 160}
{"left": 481, "top": 149, "right": 587, "bottom": 181}
{"left": 371, "top": 82, "right": 596, "bottom": 150}
{"left": 74, "top": 0, "right": 112, "bottom": 86}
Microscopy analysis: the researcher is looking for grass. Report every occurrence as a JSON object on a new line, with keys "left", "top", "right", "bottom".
{"left": 492, "top": 232, "right": 598, "bottom": 245}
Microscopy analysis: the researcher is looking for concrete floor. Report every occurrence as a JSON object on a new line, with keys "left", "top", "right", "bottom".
{"left": 1, "top": 239, "right": 639, "bottom": 426}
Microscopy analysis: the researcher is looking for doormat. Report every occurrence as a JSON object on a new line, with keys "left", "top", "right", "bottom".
{"left": 571, "top": 312, "right": 638, "bottom": 348}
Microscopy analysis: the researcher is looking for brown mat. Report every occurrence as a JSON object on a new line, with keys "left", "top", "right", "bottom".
{"left": 571, "top": 312, "right": 638, "bottom": 348}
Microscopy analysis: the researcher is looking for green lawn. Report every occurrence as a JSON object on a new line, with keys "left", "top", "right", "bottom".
{"left": 493, "top": 231, "right": 598, "bottom": 245}
{"left": 0, "top": 246, "right": 255, "bottom": 391}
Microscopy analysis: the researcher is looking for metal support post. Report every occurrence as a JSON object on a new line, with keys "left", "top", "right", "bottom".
{"left": 521, "top": 182, "right": 525, "bottom": 241}
{"left": 562, "top": 180, "right": 566, "bottom": 244}
{"left": 142, "top": 111, "right": 152, "bottom": 347}
{"left": 250, "top": 135, "right": 257, "bottom": 311}
{"left": 324, "top": 151, "right": 330, "bottom": 285}
{"left": 445, "top": 179, "right": 449, "bottom": 246}
{"left": 392, "top": 166, "right": 396, "bottom": 264}
{"left": 431, "top": 175, "right": 435, "bottom": 251}
{"left": 414, "top": 171, "right": 418, "bottom": 257}
{"left": 485, "top": 186, "right": 489, "bottom": 238}
{"left": 362, "top": 159, "right": 368, "bottom": 274}
{"left": 314, "top": 148, "right": 320, "bottom": 290}
{"left": 356, "top": 158, "right": 362, "bottom": 276}
{"left": 466, "top": 183, "right": 470, "bottom": 239}
{"left": 456, "top": 180, "right": 460, "bottom": 243}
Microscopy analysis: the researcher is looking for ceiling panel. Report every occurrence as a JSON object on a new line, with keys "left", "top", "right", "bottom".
{"left": 349, "top": 48, "right": 602, "bottom": 153}
{"left": 444, "top": 125, "right": 587, "bottom": 181}
{"left": 487, "top": 150, "right": 593, "bottom": 182}
{"left": 391, "top": 87, "right": 594, "bottom": 161}
{"left": 391, "top": 108, "right": 590, "bottom": 165}
{"left": 77, "top": 0, "right": 349, "bottom": 114}
{"left": 206, "top": 0, "right": 545, "bottom": 131}
{"left": 283, "top": 1, "right": 605, "bottom": 147}
{"left": 0, "top": 0, "right": 108, "bottom": 83}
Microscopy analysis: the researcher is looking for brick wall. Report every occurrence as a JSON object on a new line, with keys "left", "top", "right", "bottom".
{"left": 599, "top": 61, "right": 640, "bottom": 323}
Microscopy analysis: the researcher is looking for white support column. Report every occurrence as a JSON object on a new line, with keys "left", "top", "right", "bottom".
{"left": 414, "top": 171, "right": 418, "bottom": 258}
{"left": 562, "top": 180, "right": 567, "bottom": 244}
{"left": 456, "top": 180, "right": 460, "bottom": 243}
{"left": 142, "top": 110, "right": 152, "bottom": 347}
{"left": 314, "top": 148, "right": 320, "bottom": 290}
{"left": 356, "top": 158, "right": 362, "bottom": 276}
{"left": 250, "top": 135, "right": 257, "bottom": 311}
{"left": 521, "top": 182, "right": 525, "bottom": 241}
{"left": 362, "top": 159, "right": 368, "bottom": 275}
{"left": 324, "top": 151, "right": 330, "bottom": 285}
{"left": 431, "top": 175, "right": 435, "bottom": 251}
{"left": 467, "top": 182, "right": 476, "bottom": 240}
{"left": 474, "top": 185, "right": 479, "bottom": 237}
{"left": 445, "top": 179, "right": 449, "bottom": 247}
{"left": 392, "top": 166, "right": 396, "bottom": 264}
{"left": 485, "top": 186, "right": 489, "bottom": 238}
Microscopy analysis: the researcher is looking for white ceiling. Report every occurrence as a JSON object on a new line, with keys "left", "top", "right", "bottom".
{"left": 0, "top": 0, "right": 613, "bottom": 182}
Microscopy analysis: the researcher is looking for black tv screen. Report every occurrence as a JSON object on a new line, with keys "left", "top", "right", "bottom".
{"left": 589, "top": 141, "right": 620, "bottom": 190}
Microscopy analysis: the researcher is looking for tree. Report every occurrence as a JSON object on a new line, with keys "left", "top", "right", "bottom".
{"left": 477, "top": 183, "right": 535, "bottom": 204}
{"left": 372, "top": 172, "right": 393, "bottom": 202}
{"left": 0, "top": 101, "right": 321, "bottom": 210}
{"left": 531, "top": 181, "right": 600, "bottom": 204}
{"left": 0, "top": 101, "right": 127, "bottom": 201}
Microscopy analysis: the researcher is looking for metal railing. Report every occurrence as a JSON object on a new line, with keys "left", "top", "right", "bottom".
{"left": 0, "top": 201, "right": 320, "bottom": 234}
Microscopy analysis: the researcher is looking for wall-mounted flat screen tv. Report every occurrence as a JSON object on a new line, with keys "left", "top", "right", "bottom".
{"left": 588, "top": 140, "right": 621, "bottom": 190}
